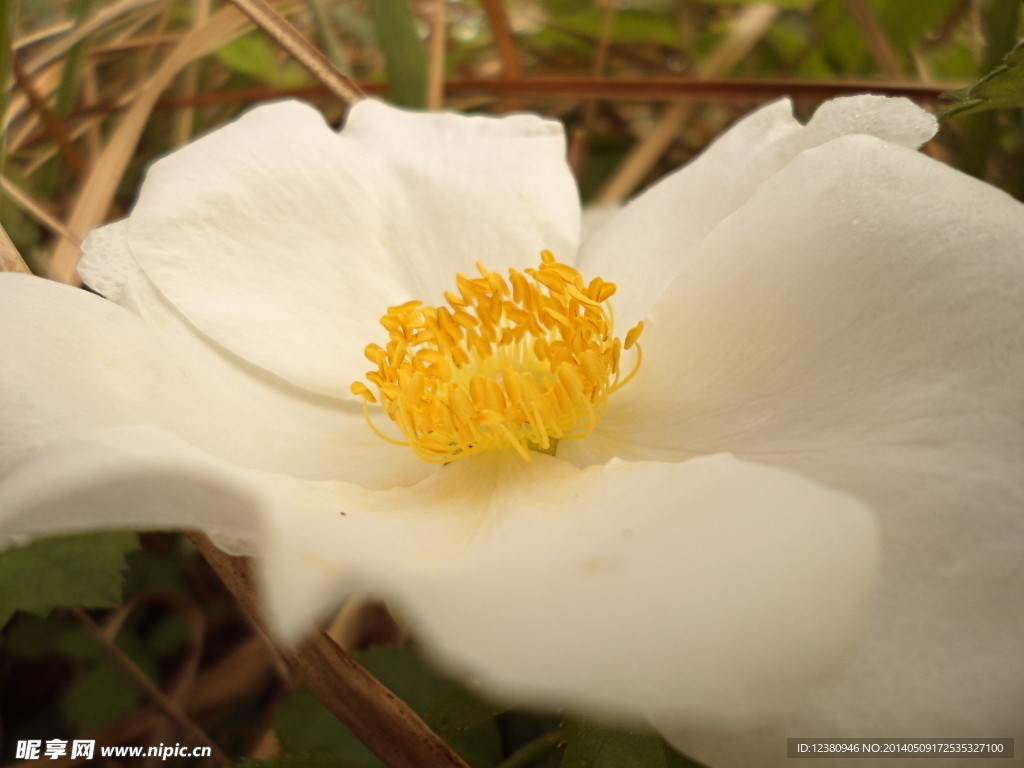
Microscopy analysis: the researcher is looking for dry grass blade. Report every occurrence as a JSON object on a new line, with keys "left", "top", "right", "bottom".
{"left": 14, "top": 21, "right": 75, "bottom": 49}
{"left": 172, "top": 0, "right": 211, "bottom": 146}
{"left": 11, "top": 57, "right": 87, "bottom": 178}
{"left": 840, "top": 0, "right": 903, "bottom": 80}
{"left": 426, "top": 0, "right": 446, "bottom": 109}
{"left": 596, "top": 2, "right": 779, "bottom": 204}
{"left": 24, "top": 0, "right": 165, "bottom": 75}
{"left": 0, "top": 176, "right": 81, "bottom": 244}
{"left": 227, "top": 0, "right": 364, "bottom": 104}
{"left": 0, "top": 222, "right": 32, "bottom": 273}
{"left": 186, "top": 531, "right": 473, "bottom": 768}
{"left": 72, "top": 608, "right": 231, "bottom": 766}
{"left": 569, "top": 0, "right": 616, "bottom": 177}
{"left": 48, "top": 3, "right": 254, "bottom": 284}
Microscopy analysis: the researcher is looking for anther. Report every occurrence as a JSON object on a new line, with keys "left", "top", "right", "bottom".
{"left": 353, "top": 250, "right": 643, "bottom": 463}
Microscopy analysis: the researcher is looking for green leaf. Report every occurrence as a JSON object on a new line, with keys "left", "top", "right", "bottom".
{"left": 0, "top": 532, "right": 139, "bottom": 628}
{"left": 664, "top": 744, "right": 709, "bottom": 768}
{"left": 426, "top": 686, "right": 507, "bottom": 741}
{"left": 697, "top": 0, "right": 810, "bottom": 7}
{"left": 62, "top": 658, "right": 143, "bottom": 731}
{"left": 551, "top": 9, "right": 681, "bottom": 49}
{"left": 275, "top": 685, "right": 379, "bottom": 765}
{"left": 559, "top": 719, "right": 666, "bottom": 768}
{"left": 941, "top": 39, "right": 1024, "bottom": 119}
{"left": 275, "top": 646, "right": 503, "bottom": 768}
{"left": 366, "top": 0, "right": 426, "bottom": 108}
{"left": 216, "top": 32, "right": 312, "bottom": 88}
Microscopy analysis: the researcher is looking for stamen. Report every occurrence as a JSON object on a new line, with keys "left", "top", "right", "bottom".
{"left": 353, "top": 252, "right": 643, "bottom": 463}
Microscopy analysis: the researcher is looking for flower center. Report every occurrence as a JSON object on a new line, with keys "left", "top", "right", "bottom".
{"left": 351, "top": 250, "right": 643, "bottom": 464}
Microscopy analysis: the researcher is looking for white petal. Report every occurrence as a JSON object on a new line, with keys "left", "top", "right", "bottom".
{"left": 127, "top": 99, "right": 579, "bottom": 399}
{"left": 577, "top": 96, "right": 937, "bottom": 329}
{"left": 0, "top": 273, "right": 431, "bottom": 489}
{"left": 0, "top": 425, "right": 264, "bottom": 556}
{"left": 603, "top": 136, "right": 1024, "bottom": 757}
{"left": 78, "top": 219, "right": 135, "bottom": 305}
{"left": 256, "top": 451, "right": 876, "bottom": 725}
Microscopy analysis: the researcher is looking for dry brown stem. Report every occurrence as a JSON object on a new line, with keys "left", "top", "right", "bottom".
{"left": 0, "top": 222, "right": 32, "bottom": 274}
{"left": 226, "top": 0, "right": 364, "bottom": 104}
{"left": 426, "top": 0, "right": 446, "bottom": 110}
{"left": 185, "top": 532, "right": 472, "bottom": 768}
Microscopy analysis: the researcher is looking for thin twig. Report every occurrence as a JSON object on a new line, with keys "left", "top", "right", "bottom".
{"left": 186, "top": 531, "right": 472, "bottom": 768}
{"left": 478, "top": 0, "right": 522, "bottom": 110}
{"left": 226, "top": 0, "right": 364, "bottom": 104}
{"left": 7, "top": 635, "right": 275, "bottom": 768}
{"left": 72, "top": 608, "right": 231, "bottom": 766}
{"left": 569, "top": 0, "right": 616, "bottom": 178}
{"left": 426, "top": 0, "right": 446, "bottom": 110}
{"left": 496, "top": 731, "right": 562, "bottom": 768}
{"left": 840, "top": 0, "right": 903, "bottom": 80}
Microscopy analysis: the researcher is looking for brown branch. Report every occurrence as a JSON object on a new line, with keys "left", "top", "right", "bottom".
{"left": 72, "top": 608, "right": 231, "bottom": 765}
{"left": 225, "top": 0, "right": 364, "bottom": 104}
{"left": 127, "top": 77, "right": 957, "bottom": 114}
{"left": 185, "top": 532, "right": 471, "bottom": 768}
{"left": 478, "top": 0, "right": 522, "bottom": 110}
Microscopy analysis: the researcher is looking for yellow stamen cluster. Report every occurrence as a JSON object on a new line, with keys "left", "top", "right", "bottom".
{"left": 351, "top": 250, "right": 643, "bottom": 464}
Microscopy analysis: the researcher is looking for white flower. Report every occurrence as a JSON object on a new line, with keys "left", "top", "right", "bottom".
{"left": 1, "top": 95, "right": 1022, "bottom": 767}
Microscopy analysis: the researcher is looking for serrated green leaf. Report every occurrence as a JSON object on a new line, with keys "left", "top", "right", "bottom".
{"left": 216, "top": 32, "right": 312, "bottom": 88}
{"left": 941, "top": 40, "right": 1024, "bottom": 119}
{"left": 0, "top": 532, "right": 139, "bottom": 628}
{"left": 366, "top": 0, "right": 426, "bottom": 107}
{"left": 559, "top": 719, "right": 666, "bottom": 768}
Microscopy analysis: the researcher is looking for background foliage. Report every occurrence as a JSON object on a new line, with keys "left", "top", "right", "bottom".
{"left": 1, "top": 0, "right": 1022, "bottom": 765}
